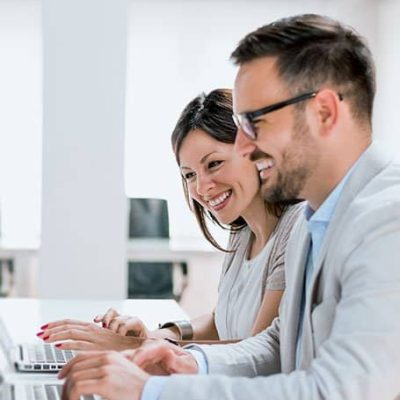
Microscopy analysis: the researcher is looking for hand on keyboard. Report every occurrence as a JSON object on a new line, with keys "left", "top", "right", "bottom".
{"left": 37, "top": 319, "right": 148, "bottom": 352}
{"left": 59, "top": 351, "right": 148, "bottom": 400}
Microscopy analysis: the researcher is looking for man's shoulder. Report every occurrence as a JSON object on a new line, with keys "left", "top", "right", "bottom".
{"left": 354, "top": 159, "right": 400, "bottom": 214}
{"left": 336, "top": 160, "right": 400, "bottom": 250}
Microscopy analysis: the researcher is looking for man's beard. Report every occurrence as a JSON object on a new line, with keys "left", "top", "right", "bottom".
{"left": 259, "top": 114, "right": 318, "bottom": 203}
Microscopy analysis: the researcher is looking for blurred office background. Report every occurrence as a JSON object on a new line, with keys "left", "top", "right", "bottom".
{"left": 0, "top": 0, "right": 399, "bottom": 317}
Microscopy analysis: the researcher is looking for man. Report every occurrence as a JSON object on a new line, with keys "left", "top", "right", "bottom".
{"left": 60, "top": 14, "right": 400, "bottom": 400}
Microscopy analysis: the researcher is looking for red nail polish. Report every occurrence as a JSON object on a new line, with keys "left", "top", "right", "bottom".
{"left": 55, "top": 343, "right": 62, "bottom": 348}
{"left": 36, "top": 332, "right": 44, "bottom": 337}
{"left": 42, "top": 336, "right": 49, "bottom": 341}
{"left": 41, "top": 324, "right": 49, "bottom": 330}
{"left": 102, "top": 322, "right": 106, "bottom": 328}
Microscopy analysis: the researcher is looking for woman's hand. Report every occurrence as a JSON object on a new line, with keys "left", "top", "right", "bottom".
{"left": 37, "top": 319, "right": 148, "bottom": 351}
{"left": 93, "top": 308, "right": 152, "bottom": 338}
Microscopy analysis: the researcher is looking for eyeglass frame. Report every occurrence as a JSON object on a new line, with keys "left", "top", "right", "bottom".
{"left": 232, "top": 90, "right": 344, "bottom": 140}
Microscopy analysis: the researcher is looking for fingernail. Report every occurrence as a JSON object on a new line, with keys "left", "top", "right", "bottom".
{"left": 36, "top": 332, "right": 44, "bottom": 337}
{"left": 41, "top": 324, "right": 49, "bottom": 330}
{"left": 55, "top": 343, "right": 62, "bottom": 348}
{"left": 102, "top": 322, "right": 106, "bottom": 328}
{"left": 42, "top": 336, "right": 49, "bottom": 341}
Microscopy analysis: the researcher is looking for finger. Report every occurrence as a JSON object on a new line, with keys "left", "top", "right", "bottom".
{"left": 40, "top": 319, "right": 91, "bottom": 330}
{"left": 133, "top": 343, "right": 176, "bottom": 367}
{"left": 121, "top": 349, "right": 137, "bottom": 361}
{"left": 54, "top": 340, "right": 95, "bottom": 351}
{"left": 137, "top": 345, "right": 195, "bottom": 375}
{"left": 162, "top": 350, "right": 195, "bottom": 374}
{"left": 113, "top": 317, "right": 136, "bottom": 336}
{"left": 93, "top": 314, "right": 104, "bottom": 323}
{"left": 116, "top": 323, "right": 129, "bottom": 336}
{"left": 59, "top": 351, "right": 107, "bottom": 378}
{"left": 107, "top": 318, "right": 122, "bottom": 333}
{"left": 39, "top": 323, "right": 95, "bottom": 339}
{"left": 122, "top": 317, "right": 147, "bottom": 337}
{"left": 102, "top": 308, "right": 119, "bottom": 328}
{"left": 43, "top": 328, "right": 93, "bottom": 344}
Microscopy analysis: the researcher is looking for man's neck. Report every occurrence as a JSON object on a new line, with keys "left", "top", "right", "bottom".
{"left": 305, "top": 137, "right": 372, "bottom": 211}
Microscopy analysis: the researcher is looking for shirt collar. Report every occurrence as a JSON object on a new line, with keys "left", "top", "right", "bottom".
{"left": 304, "top": 161, "right": 358, "bottom": 224}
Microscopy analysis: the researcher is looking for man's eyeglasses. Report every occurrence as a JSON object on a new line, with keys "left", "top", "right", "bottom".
{"left": 233, "top": 90, "right": 339, "bottom": 140}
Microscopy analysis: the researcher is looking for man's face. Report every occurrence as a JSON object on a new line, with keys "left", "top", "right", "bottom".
{"left": 233, "top": 57, "right": 319, "bottom": 203}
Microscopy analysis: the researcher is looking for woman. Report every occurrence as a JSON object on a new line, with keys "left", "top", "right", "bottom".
{"left": 38, "top": 89, "right": 303, "bottom": 348}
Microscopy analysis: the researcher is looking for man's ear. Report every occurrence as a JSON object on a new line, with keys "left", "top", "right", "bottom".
{"left": 312, "top": 89, "right": 341, "bottom": 136}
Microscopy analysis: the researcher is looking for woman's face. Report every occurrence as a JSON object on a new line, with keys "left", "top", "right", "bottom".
{"left": 178, "top": 129, "right": 260, "bottom": 225}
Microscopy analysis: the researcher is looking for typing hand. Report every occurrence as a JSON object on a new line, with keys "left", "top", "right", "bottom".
{"left": 94, "top": 308, "right": 152, "bottom": 338}
{"left": 37, "top": 319, "right": 146, "bottom": 351}
{"left": 124, "top": 340, "right": 199, "bottom": 375}
{"left": 59, "top": 351, "right": 148, "bottom": 400}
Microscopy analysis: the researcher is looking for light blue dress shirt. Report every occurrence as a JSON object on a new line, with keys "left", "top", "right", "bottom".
{"left": 142, "top": 163, "right": 357, "bottom": 400}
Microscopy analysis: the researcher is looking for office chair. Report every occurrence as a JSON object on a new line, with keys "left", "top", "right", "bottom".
{"left": 127, "top": 198, "right": 188, "bottom": 300}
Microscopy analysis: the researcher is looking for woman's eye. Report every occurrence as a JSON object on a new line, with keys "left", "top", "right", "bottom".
{"left": 184, "top": 172, "right": 196, "bottom": 181}
{"left": 208, "top": 160, "right": 223, "bottom": 169}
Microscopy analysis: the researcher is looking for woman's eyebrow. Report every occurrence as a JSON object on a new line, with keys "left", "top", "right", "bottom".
{"left": 180, "top": 151, "right": 218, "bottom": 170}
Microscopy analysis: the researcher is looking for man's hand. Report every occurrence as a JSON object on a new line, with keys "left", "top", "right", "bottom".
{"left": 60, "top": 351, "right": 149, "bottom": 400}
{"left": 38, "top": 319, "right": 146, "bottom": 350}
{"left": 124, "top": 340, "right": 199, "bottom": 375}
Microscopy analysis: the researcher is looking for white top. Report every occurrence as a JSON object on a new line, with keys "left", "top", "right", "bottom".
{"left": 215, "top": 203, "right": 303, "bottom": 340}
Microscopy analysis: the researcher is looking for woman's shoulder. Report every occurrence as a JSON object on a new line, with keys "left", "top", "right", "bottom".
{"left": 270, "top": 201, "right": 305, "bottom": 247}
{"left": 278, "top": 201, "right": 305, "bottom": 229}
{"left": 227, "top": 225, "right": 252, "bottom": 250}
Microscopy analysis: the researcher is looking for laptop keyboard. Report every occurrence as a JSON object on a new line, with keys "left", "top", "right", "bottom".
{"left": 28, "top": 344, "right": 74, "bottom": 364}
{"left": 25, "top": 384, "right": 95, "bottom": 400}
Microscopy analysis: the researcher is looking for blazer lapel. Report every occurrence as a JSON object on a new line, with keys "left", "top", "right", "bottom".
{"left": 310, "top": 142, "right": 392, "bottom": 291}
{"left": 282, "top": 221, "right": 311, "bottom": 372}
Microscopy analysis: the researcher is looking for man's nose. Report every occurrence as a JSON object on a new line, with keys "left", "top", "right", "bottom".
{"left": 234, "top": 128, "right": 257, "bottom": 158}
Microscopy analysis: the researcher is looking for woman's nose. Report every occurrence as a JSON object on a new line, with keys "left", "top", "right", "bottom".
{"left": 196, "top": 174, "right": 215, "bottom": 196}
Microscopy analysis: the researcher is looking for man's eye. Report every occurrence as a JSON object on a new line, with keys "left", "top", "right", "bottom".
{"left": 208, "top": 160, "right": 223, "bottom": 169}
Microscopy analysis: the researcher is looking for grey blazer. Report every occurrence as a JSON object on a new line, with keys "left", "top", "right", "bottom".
{"left": 159, "top": 142, "right": 400, "bottom": 400}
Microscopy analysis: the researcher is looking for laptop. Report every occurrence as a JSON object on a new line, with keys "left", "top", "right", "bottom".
{"left": 0, "top": 318, "right": 75, "bottom": 372}
{"left": 0, "top": 370, "right": 98, "bottom": 400}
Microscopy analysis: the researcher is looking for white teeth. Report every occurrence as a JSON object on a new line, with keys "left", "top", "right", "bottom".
{"left": 208, "top": 190, "right": 231, "bottom": 207}
{"left": 256, "top": 159, "right": 275, "bottom": 171}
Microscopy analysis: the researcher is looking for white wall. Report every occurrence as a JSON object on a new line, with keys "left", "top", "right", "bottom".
{"left": 39, "top": 0, "right": 129, "bottom": 299}
{"left": 374, "top": 0, "right": 400, "bottom": 158}
{"left": 0, "top": 0, "right": 42, "bottom": 245}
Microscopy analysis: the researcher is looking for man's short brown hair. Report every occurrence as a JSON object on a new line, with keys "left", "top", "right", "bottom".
{"left": 231, "top": 14, "right": 376, "bottom": 124}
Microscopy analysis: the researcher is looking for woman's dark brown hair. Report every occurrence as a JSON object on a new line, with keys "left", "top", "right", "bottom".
{"left": 171, "top": 88, "right": 288, "bottom": 251}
